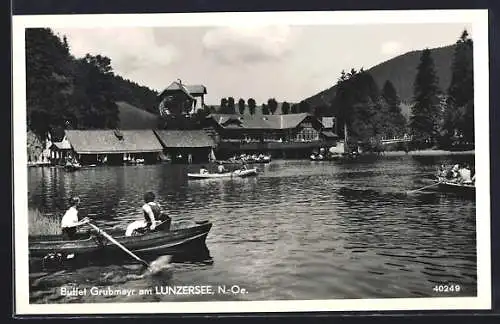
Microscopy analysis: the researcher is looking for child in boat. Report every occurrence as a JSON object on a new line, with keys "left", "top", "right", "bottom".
{"left": 218, "top": 164, "right": 226, "bottom": 173}
{"left": 61, "top": 196, "right": 90, "bottom": 240}
{"left": 200, "top": 166, "right": 208, "bottom": 174}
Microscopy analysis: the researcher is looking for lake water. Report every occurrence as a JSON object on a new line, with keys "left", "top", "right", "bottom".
{"left": 27, "top": 154, "right": 477, "bottom": 303}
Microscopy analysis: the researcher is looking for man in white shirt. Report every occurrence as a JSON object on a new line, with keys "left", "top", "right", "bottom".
{"left": 61, "top": 196, "right": 89, "bottom": 240}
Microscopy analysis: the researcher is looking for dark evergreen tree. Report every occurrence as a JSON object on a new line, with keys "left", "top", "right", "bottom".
{"left": 26, "top": 28, "right": 74, "bottom": 140}
{"left": 238, "top": 98, "right": 246, "bottom": 114}
{"left": 268, "top": 98, "right": 278, "bottom": 114}
{"left": 330, "top": 68, "right": 387, "bottom": 144}
{"left": 299, "top": 100, "right": 310, "bottom": 113}
{"left": 262, "top": 103, "right": 270, "bottom": 115}
{"left": 248, "top": 98, "right": 256, "bottom": 115}
{"left": 227, "top": 97, "right": 236, "bottom": 114}
{"left": 382, "top": 80, "right": 407, "bottom": 138}
{"left": 220, "top": 98, "right": 228, "bottom": 113}
{"left": 443, "top": 30, "right": 474, "bottom": 144}
{"left": 409, "top": 48, "right": 442, "bottom": 144}
{"left": 281, "top": 101, "right": 290, "bottom": 115}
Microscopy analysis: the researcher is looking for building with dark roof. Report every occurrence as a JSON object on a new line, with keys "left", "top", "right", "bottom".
{"left": 154, "top": 130, "right": 216, "bottom": 164}
{"left": 158, "top": 80, "right": 207, "bottom": 117}
{"left": 48, "top": 137, "right": 73, "bottom": 165}
{"left": 205, "top": 113, "right": 338, "bottom": 158}
{"left": 65, "top": 129, "right": 164, "bottom": 165}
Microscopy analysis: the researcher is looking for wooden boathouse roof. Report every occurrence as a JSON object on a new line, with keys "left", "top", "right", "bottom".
{"left": 65, "top": 130, "right": 164, "bottom": 154}
{"left": 208, "top": 113, "right": 315, "bottom": 130}
{"left": 154, "top": 130, "right": 216, "bottom": 148}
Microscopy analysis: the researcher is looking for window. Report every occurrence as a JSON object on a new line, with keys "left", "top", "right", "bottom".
{"left": 295, "top": 127, "right": 319, "bottom": 142}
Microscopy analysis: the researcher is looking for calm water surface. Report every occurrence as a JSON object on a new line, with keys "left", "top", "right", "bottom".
{"left": 28, "top": 155, "right": 477, "bottom": 303}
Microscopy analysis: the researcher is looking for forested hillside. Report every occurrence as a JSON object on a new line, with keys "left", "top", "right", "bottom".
{"left": 304, "top": 45, "right": 457, "bottom": 117}
{"left": 26, "top": 28, "right": 160, "bottom": 142}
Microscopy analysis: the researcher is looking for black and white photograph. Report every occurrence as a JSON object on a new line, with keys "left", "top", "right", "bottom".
{"left": 13, "top": 10, "right": 490, "bottom": 315}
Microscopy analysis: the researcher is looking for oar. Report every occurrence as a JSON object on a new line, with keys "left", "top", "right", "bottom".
{"left": 406, "top": 181, "right": 442, "bottom": 194}
{"left": 85, "top": 222, "right": 150, "bottom": 268}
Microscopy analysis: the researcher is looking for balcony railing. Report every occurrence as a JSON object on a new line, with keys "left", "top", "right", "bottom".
{"left": 219, "top": 138, "right": 321, "bottom": 144}
{"left": 217, "top": 139, "right": 337, "bottom": 151}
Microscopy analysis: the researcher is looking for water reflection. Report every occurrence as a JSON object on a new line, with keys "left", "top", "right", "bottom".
{"left": 28, "top": 155, "right": 477, "bottom": 301}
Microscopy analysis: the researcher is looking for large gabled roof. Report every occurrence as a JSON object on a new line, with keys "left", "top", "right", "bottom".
{"left": 154, "top": 130, "right": 215, "bottom": 148}
{"left": 65, "top": 130, "right": 163, "bottom": 154}
{"left": 158, "top": 81, "right": 207, "bottom": 99}
{"left": 208, "top": 113, "right": 312, "bottom": 130}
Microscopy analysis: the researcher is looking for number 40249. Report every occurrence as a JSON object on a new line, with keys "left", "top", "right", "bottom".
{"left": 433, "top": 284, "right": 461, "bottom": 293}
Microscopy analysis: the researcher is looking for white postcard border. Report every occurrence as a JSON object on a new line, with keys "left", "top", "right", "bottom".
{"left": 13, "top": 9, "right": 491, "bottom": 315}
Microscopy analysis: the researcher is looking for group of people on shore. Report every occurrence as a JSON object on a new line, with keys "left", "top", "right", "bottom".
{"left": 60, "top": 191, "right": 170, "bottom": 240}
{"left": 438, "top": 163, "right": 475, "bottom": 185}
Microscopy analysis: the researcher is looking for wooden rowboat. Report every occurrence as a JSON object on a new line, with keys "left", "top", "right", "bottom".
{"left": 64, "top": 162, "right": 81, "bottom": 171}
{"left": 435, "top": 177, "right": 475, "bottom": 197}
{"left": 188, "top": 168, "right": 258, "bottom": 179}
{"left": 232, "top": 168, "right": 258, "bottom": 177}
{"left": 438, "top": 181, "right": 475, "bottom": 195}
{"left": 29, "top": 220, "right": 212, "bottom": 269}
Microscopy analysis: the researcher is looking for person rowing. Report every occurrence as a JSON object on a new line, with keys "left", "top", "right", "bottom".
{"left": 125, "top": 191, "right": 170, "bottom": 236}
{"left": 217, "top": 164, "right": 226, "bottom": 173}
{"left": 61, "top": 196, "right": 90, "bottom": 240}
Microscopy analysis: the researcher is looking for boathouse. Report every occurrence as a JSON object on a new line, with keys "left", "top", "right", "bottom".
{"left": 49, "top": 136, "right": 73, "bottom": 165}
{"left": 64, "top": 129, "right": 164, "bottom": 165}
{"left": 158, "top": 80, "right": 208, "bottom": 117}
{"left": 206, "top": 113, "right": 338, "bottom": 158}
{"left": 154, "top": 130, "right": 216, "bottom": 164}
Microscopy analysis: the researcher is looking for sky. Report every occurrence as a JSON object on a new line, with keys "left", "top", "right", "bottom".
{"left": 53, "top": 23, "right": 472, "bottom": 105}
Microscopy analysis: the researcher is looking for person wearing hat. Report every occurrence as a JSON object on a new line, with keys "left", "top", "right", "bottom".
{"left": 61, "top": 196, "right": 90, "bottom": 240}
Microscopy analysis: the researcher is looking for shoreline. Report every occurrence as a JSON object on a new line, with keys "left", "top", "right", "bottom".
{"left": 26, "top": 149, "right": 476, "bottom": 168}
{"left": 380, "top": 149, "right": 475, "bottom": 157}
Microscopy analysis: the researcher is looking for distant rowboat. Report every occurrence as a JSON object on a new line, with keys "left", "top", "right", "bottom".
{"left": 188, "top": 168, "right": 258, "bottom": 180}
{"left": 64, "top": 162, "right": 81, "bottom": 171}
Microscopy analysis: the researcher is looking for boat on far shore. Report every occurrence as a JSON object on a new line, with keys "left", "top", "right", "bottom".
{"left": 218, "top": 153, "right": 271, "bottom": 165}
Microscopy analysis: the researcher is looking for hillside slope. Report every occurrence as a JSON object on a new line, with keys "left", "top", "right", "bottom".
{"left": 304, "top": 44, "right": 457, "bottom": 117}
{"left": 116, "top": 101, "right": 160, "bottom": 129}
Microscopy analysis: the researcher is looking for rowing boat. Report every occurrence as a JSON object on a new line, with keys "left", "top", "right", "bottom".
{"left": 438, "top": 180, "right": 475, "bottom": 195}
{"left": 64, "top": 162, "right": 81, "bottom": 171}
{"left": 29, "top": 220, "right": 212, "bottom": 269}
{"left": 232, "top": 168, "right": 258, "bottom": 177}
{"left": 436, "top": 177, "right": 475, "bottom": 197}
{"left": 188, "top": 168, "right": 258, "bottom": 179}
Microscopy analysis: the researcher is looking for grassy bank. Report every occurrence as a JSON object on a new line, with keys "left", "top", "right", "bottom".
{"left": 29, "top": 208, "right": 60, "bottom": 236}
